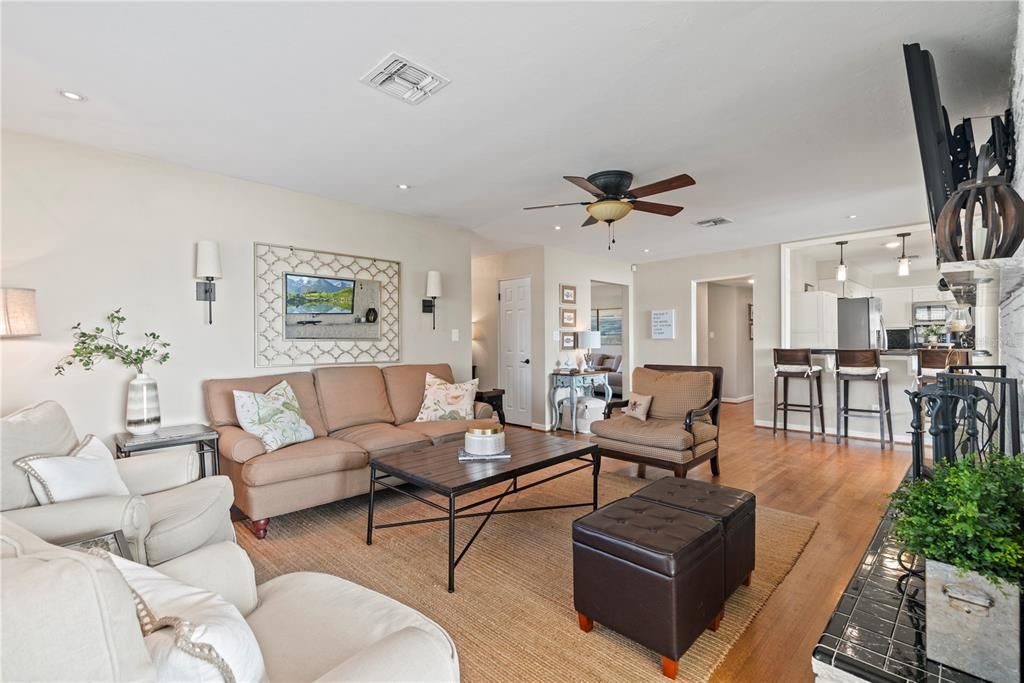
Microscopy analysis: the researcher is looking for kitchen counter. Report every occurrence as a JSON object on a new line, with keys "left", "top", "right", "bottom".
{"left": 810, "top": 348, "right": 917, "bottom": 357}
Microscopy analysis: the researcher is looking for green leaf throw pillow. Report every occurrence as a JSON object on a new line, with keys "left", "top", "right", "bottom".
{"left": 415, "top": 372, "right": 479, "bottom": 422}
{"left": 233, "top": 380, "right": 315, "bottom": 451}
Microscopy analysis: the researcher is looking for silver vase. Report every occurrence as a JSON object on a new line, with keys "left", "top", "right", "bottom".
{"left": 126, "top": 372, "right": 161, "bottom": 435}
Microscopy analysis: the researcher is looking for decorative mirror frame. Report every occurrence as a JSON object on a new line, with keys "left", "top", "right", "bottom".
{"left": 254, "top": 242, "right": 400, "bottom": 367}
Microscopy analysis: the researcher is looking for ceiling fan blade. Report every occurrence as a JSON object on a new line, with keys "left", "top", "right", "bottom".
{"left": 563, "top": 175, "right": 604, "bottom": 196}
{"left": 523, "top": 201, "right": 589, "bottom": 210}
{"left": 629, "top": 173, "right": 695, "bottom": 198}
{"left": 581, "top": 216, "right": 598, "bottom": 227}
{"left": 631, "top": 200, "right": 684, "bottom": 216}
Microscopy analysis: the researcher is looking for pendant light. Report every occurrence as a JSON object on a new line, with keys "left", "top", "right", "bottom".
{"left": 835, "top": 241, "right": 848, "bottom": 282}
{"left": 896, "top": 232, "right": 912, "bottom": 277}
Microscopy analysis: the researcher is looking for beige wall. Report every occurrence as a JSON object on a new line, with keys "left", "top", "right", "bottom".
{"left": 633, "top": 245, "right": 779, "bottom": 424}
{"left": 472, "top": 246, "right": 633, "bottom": 429}
{"left": 1, "top": 132, "right": 473, "bottom": 437}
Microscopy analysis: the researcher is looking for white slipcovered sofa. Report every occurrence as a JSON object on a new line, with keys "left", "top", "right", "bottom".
{"left": 1, "top": 400, "right": 234, "bottom": 565}
{"left": 1, "top": 517, "right": 461, "bottom": 681}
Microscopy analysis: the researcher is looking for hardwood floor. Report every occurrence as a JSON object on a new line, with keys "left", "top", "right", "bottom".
{"left": 570, "top": 400, "right": 911, "bottom": 682}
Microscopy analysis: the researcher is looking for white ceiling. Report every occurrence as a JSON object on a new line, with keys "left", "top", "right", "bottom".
{"left": 2, "top": 2, "right": 1017, "bottom": 262}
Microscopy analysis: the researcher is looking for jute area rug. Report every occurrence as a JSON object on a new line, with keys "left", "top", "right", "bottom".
{"left": 236, "top": 465, "right": 817, "bottom": 682}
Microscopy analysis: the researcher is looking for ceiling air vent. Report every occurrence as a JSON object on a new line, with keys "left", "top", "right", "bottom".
{"left": 695, "top": 217, "right": 733, "bottom": 228}
{"left": 360, "top": 52, "right": 450, "bottom": 105}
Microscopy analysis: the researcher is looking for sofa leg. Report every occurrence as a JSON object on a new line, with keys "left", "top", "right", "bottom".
{"left": 743, "top": 572, "right": 752, "bottom": 587}
{"left": 710, "top": 454, "right": 721, "bottom": 477}
{"left": 251, "top": 518, "right": 270, "bottom": 539}
{"left": 708, "top": 608, "right": 724, "bottom": 632}
{"left": 636, "top": 464, "right": 647, "bottom": 479}
{"left": 674, "top": 465, "right": 687, "bottom": 479}
{"left": 577, "top": 612, "right": 593, "bottom": 633}
{"left": 661, "top": 656, "right": 678, "bottom": 679}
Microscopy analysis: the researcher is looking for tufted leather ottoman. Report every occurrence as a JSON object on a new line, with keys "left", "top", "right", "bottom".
{"left": 632, "top": 478, "right": 755, "bottom": 597}
{"left": 572, "top": 497, "right": 725, "bottom": 679}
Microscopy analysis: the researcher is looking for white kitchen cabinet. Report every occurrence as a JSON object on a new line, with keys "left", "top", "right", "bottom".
{"left": 912, "top": 285, "right": 953, "bottom": 303}
{"left": 819, "top": 278, "right": 871, "bottom": 299}
{"left": 792, "top": 291, "right": 838, "bottom": 348}
{"left": 874, "top": 287, "right": 912, "bottom": 326}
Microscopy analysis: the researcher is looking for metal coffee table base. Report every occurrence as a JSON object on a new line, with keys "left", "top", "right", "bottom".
{"left": 366, "top": 455, "right": 599, "bottom": 593}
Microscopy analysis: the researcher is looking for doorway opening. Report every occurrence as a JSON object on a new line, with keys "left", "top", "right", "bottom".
{"left": 589, "top": 280, "right": 629, "bottom": 398}
{"left": 694, "top": 276, "right": 754, "bottom": 403}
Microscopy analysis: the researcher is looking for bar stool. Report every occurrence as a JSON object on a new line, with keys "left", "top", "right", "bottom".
{"left": 835, "top": 349, "right": 893, "bottom": 450}
{"left": 916, "top": 348, "right": 972, "bottom": 386}
{"left": 772, "top": 348, "right": 825, "bottom": 440}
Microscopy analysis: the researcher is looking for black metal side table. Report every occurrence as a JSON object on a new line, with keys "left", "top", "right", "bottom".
{"left": 114, "top": 424, "right": 220, "bottom": 477}
{"left": 474, "top": 388, "right": 506, "bottom": 426}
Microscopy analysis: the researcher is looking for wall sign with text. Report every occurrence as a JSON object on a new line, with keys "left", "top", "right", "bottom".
{"left": 651, "top": 309, "right": 676, "bottom": 339}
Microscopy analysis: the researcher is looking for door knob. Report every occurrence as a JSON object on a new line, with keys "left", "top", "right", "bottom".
{"left": 521, "top": 359, "right": 530, "bottom": 365}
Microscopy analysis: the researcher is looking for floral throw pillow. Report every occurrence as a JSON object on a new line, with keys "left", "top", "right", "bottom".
{"left": 415, "top": 373, "right": 479, "bottom": 422}
{"left": 622, "top": 392, "right": 653, "bottom": 422}
{"left": 233, "top": 380, "right": 314, "bottom": 452}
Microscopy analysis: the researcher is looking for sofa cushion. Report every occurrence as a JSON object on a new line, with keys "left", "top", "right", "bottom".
{"left": 247, "top": 572, "right": 459, "bottom": 682}
{"left": 632, "top": 368, "right": 713, "bottom": 421}
{"left": 2, "top": 401, "right": 80, "bottom": 511}
{"left": 590, "top": 415, "right": 694, "bottom": 450}
{"left": 381, "top": 364, "right": 455, "bottom": 424}
{"left": 204, "top": 373, "right": 327, "bottom": 437}
{"left": 240, "top": 437, "right": 368, "bottom": 487}
{"left": 314, "top": 367, "right": 395, "bottom": 432}
{"left": 233, "top": 380, "right": 315, "bottom": 452}
{"left": 15, "top": 434, "right": 129, "bottom": 505}
{"left": 591, "top": 436, "right": 695, "bottom": 465}
{"left": 331, "top": 423, "right": 430, "bottom": 458}
{"left": 143, "top": 475, "right": 235, "bottom": 566}
{"left": 398, "top": 420, "right": 484, "bottom": 445}
{"left": 415, "top": 373, "right": 479, "bottom": 422}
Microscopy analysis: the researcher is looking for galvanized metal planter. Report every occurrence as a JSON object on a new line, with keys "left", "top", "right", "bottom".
{"left": 926, "top": 560, "right": 1021, "bottom": 683}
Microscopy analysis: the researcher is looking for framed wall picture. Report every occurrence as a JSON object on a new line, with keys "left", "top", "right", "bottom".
{"left": 560, "top": 307, "right": 577, "bottom": 328}
{"left": 559, "top": 284, "right": 577, "bottom": 305}
{"left": 560, "top": 331, "right": 577, "bottom": 350}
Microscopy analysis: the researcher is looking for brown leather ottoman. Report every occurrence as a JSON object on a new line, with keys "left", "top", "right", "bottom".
{"left": 632, "top": 478, "right": 755, "bottom": 597}
{"left": 572, "top": 497, "right": 725, "bottom": 679}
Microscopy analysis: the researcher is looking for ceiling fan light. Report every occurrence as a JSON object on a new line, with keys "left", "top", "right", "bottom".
{"left": 586, "top": 199, "right": 632, "bottom": 223}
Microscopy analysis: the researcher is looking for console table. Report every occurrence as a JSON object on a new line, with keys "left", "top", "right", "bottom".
{"left": 550, "top": 370, "right": 612, "bottom": 434}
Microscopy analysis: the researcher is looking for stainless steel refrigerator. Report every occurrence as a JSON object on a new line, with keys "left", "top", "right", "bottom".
{"left": 837, "top": 297, "right": 887, "bottom": 349}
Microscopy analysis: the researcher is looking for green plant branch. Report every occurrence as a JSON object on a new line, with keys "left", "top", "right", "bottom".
{"left": 54, "top": 309, "right": 171, "bottom": 376}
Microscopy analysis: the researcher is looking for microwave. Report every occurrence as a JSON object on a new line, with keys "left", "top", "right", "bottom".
{"left": 886, "top": 328, "right": 912, "bottom": 349}
{"left": 912, "top": 302, "right": 948, "bottom": 324}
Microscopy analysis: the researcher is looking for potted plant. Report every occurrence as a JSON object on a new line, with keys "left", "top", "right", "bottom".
{"left": 922, "top": 323, "right": 945, "bottom": 345}
{"left": 890, "top": 453, "right": 1024, "bottom": 683}
{"left": 55, "top": 309, "right": 171, "bottom": 435}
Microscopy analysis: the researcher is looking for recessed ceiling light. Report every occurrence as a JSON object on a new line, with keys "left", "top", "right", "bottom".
{"left": 847, "top": 214, "right": 857, "bottom": 219}
{"left": 885, "top": 240, "right": 901, "bottom": 248}
{"left": 643, "top": 248, "right": 650, "bottom": 253}
{"left": 396, "top": 184, "right": 410, "bottom": 190}
{"left": 58, "top": 89, "right": 86, "bottom": 102}
{"left": 747, "top": 279, "right": 755, "bottom": 284}
{"left": 554, "top": 225, "right": 561, "bottom": 231}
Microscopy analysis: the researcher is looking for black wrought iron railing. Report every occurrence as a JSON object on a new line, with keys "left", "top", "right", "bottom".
{"left": 906, "top": 366, "right": 1021, "bottom": 479}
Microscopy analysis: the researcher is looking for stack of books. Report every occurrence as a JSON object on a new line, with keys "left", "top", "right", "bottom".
{"left": 457, "top": 448, "right": 512, "bottom": 462}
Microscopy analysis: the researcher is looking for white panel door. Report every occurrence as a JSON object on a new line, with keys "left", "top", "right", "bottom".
{"left": 498, "top": 277, "right": 532, "bottom": 427}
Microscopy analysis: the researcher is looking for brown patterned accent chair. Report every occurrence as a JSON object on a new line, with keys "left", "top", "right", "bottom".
{"left": 591, "top": 365, "right": 723, "bottom": 479}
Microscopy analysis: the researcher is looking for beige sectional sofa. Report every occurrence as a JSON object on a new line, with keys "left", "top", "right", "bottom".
{"left": 204, "top": 363, "right": 492, "bottom": 538}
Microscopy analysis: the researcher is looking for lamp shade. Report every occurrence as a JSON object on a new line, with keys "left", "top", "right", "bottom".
{"left": 897, "top": 257, "right": 911, "bottom": 277}
{"left": 195, "top": 241, "right": 222, "bottom": 279}
{"left": 586, "top": 199, "right": 633, "bottom": 223}
{"left": 426, "top": 270, "right": 443, "bottom": 298}
{"left": 0, "top": 288, "right": 40, "bottom": 337}
{"left": 579, "top": 331, "right": 601, "bottom": 349}
{"left": 836, "top": 263, "right": 848, "bottom": 282}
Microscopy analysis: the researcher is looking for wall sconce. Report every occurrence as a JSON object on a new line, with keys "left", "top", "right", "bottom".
{"left": 0, "top": 288, "right": 41, "bottom": 338}
{"left": 423, "top": 270, "right": 442, "bottom": 330}
{"left": 195, "top": 241, "right": 222, "bottom": 325}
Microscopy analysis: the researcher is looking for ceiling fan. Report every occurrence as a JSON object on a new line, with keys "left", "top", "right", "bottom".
{"left": 523, "top": 170, "right": 696, "bottom": 249}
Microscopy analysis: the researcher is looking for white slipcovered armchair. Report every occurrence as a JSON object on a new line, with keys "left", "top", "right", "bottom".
{"left": 1, "top": 400, "right": 234, "bottom": 565}
{"left": 1, "top": 519, "right": 460, "bottom": 681}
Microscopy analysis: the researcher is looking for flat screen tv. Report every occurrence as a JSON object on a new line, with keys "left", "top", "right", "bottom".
{"left": 285, "top": 273, "right": 355, "bottom": 314}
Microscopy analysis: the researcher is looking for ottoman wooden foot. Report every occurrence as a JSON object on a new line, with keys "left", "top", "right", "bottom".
{"left": 708, "top": 608, "right": 724, "bottom": 632}
{"left": 577, "top": 612, "right": 594, "bottom": 633}
{"left": 661, "top": 656, "right": 678, "bottom": 679}
{"left": 743, "top": 572, "right": 752, "bottom": 587}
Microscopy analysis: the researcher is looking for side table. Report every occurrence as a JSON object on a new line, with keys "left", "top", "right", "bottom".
{"left": 550, "top": 370, "right": 612, "bottom": 434}
{"left": 475, "top": 388, "right": 506, "bottom": 426}
{"left": 114, "top": 424, "right": 220, "bottom": 477}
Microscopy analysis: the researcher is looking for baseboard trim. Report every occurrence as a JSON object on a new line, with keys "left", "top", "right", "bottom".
{"left": 753, "top": 419, "right": 910, "bottom": 445}
{"left": 722, "top": 395, "right": 754, "bottom": 404}
{"left": 531, "top": 422, "right": 552, "bottom": 432}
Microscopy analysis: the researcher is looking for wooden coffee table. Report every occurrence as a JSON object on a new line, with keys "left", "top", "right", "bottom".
{"left": 366, "top": 428, "right": 600, "bottom": 592}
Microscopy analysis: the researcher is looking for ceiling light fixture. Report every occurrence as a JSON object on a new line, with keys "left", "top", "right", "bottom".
{"left": 847, "top": 214, "right": 857, "bottom": 219}
{"left": 585, "top": 199, "right": 633, "bottom": 223}
{"left": 396, "top": 184, "right": 410, "bottom": 190}
{"left": 747, "top": 279, "right": 755, "bottom": 284}
{"left": 554, "top": 225, "right": 561, "bottom": 231}
{"left": 896, "top": 232, "right": 912, "bottom": 277}
{"left": 58, "top": 89, "right": 86, "bottom": 102}
{"left": 835, "top": 240, "right": 849, "bottom": 282}
{"left": 885, "top": 240, "right": 901, "bottom": 249}
{"left": 644, "top": 248, "right": 650, "bottom": 253}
